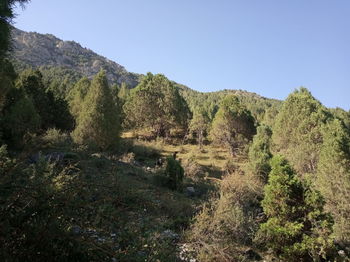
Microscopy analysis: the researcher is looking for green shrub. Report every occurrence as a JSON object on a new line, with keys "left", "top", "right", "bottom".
{"left": 247, "top": 125, "right": 272, "bottom": 183}
{"left": 165, "top": 157, "right": 184, "bottom": 190}
{"left": 255, "top": 155, "right": 335, "bottom": 261}
{"left": 42, "top": 128, "right": 71, "bottom": 149}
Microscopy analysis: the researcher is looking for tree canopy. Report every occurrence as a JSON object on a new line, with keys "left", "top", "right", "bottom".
{"left": 210, "top": 95, "right": 256, "bottom": 156}
{"left": 272, "top": 87, "right": 330, "bottom": 174}
{"left": 123, "top": 73, "right": 190, "bottom": 137}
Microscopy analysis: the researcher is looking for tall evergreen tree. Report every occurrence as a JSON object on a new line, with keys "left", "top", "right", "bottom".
{"left": 257, "top": 155, "right": 334, "bottom": 261}
{"left": 67, "top": 77, "right": 91, "bottom": 118}
{"left": 72, "top": 70, "right": 121, "bottom": 150}
{"left": 272, "top": 87, "right": 330, "bottom": 174}
{"left": 210, "top": 95, "right": 256, "bottom": 156}
{"left": 317, "top": 119, "right": 350, "bottom": 245}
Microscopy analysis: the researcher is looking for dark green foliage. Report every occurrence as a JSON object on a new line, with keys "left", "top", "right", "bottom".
{"left": 248, "top": 125, "right": 272, "bottom": 182}
{"left": 0, "top": 0, "right": 30, "bottom": 59}
{"left": 1, "top": 87, "right": 40, "bottom": 147}
{"left": 0, "top": 59, "right": 17, "bottom": 111}
{"left": 210, "top": 95, "right": 256, "bottom": 156}
{"left": 272, "top": 87, "right": 331, "bottom": 174}
{"left": 16, "top": 69, "right": 52, "bottom": 129}
{"left": 256, "top": 155, "right": 334, "bottom": 261}
{"left": 317, "top": 119, "right": 350, "bottom": 245}
{"left": 165, "top": 157, "right": 184, "bottom": 190}
{"left": 123, "top": 73, "right": 191, "bottom": 138}
{"left": 40, "top": 66, "right": 82, "bottom": 99}
{"left": 72, "top": 70, "right": 121, "bottom": 150}
{"left": 180, "top": 86, "right": 281, "bottom": 125}
{"left": 16, "top": 69, "right": 74, "bottom": 131}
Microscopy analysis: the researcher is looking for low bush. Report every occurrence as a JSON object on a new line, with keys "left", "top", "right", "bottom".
{"left": 42, "top": 128, "right": 71, "bottom": 149}
{"left": 165, "top": 157, "right": 184, "bottom": 190}
{"left": 182, "top": 155, "right": 204, "bottom": 179}
{"left": 186, "top": 172, "right": 263, "bottom": 261}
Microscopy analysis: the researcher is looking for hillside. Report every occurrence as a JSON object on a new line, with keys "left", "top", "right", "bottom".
{"left": 10, "top": 27, "right": 141, "bottom": 87}
{"left": 2, "top": 10, "right": 350, "bottom": 261}
{"left": 10, "top": 27, "right": 282, "bottom": 123}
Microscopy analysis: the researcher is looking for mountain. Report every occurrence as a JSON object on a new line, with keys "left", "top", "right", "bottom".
{"left": 10, "top": 27, "right": 141, "bottom": 87}
{"left": 10, "top": 27, "right": 281, "bottom": 121}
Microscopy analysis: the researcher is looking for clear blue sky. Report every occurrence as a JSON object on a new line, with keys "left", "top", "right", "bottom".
{"left": 14, "top": 0, "right": 350, "bottom": 110}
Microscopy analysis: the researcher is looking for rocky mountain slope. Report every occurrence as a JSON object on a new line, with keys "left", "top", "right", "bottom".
{"left": 10, "top": 27, "right": 280, "bottom": 116}
{"left": 11, "top": 27, "right": 140, "bottom": 87}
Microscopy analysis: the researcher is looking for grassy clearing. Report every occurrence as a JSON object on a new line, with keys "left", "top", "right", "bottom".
{"left": 122, "top": 131, "right": 234, "bottom": 178}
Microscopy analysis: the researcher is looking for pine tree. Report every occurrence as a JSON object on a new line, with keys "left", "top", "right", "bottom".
{"left": 210, "top": 95, "right": 256, "bottom": 156}
{"left": 67, "top": 77, "right": 91, "bottom": 118}
{"left": 248, "top": 125, "right": 272, "bottom": 182}
{"left": 272, "top": 87, "right": 330, "bottom": 174}
{"left": 257, "top": 155, "right": 334, "bottom": 261}
{"left": 72, "top": 70, "right": 121, "bottom": 150}
{"left": 317, "top": 119, "right": 350, "bottom": 245}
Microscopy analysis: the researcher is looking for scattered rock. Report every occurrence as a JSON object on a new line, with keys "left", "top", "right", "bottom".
{"left": 338, "top": 250, "right": 346, "bottom": 257}
{"left": 161, "top": 229, "right": 179, "bottom": 241}
{"left": 185, "top": 187, "right": 196, "bottom": 197}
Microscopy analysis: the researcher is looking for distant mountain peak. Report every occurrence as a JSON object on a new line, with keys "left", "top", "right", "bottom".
{"left": 10, "top": 27, "right": 140, "bottom": 87}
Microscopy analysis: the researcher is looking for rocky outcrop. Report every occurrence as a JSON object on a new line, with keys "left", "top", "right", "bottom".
{"left": 10, "top": 27, "right": 141, "bottom": 87}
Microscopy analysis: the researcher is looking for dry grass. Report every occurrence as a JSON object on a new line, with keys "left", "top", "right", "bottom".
{"left": 122, "top": 132, "right": 233, "bottom": 179}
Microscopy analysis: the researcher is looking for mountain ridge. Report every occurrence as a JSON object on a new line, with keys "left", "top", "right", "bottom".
{"left": 10, "top": 27, "right": 280, "bottom": 106}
